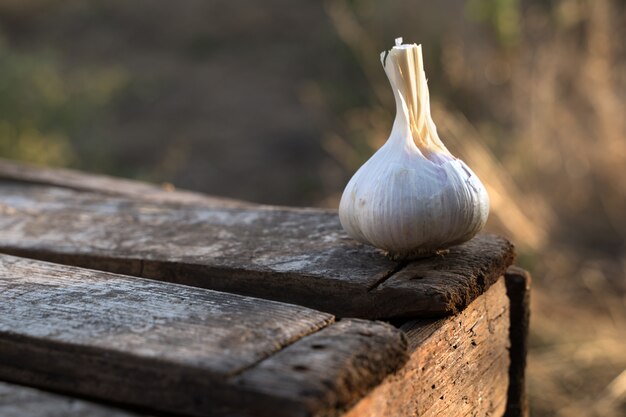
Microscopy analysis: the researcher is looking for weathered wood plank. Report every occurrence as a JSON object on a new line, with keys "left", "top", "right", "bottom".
{"left": 233, "top": 319, "right": 407, "bottom": 417}
{"left": 343, "top": 277, "right": 510, "bottom": 417}
{"left": 504, "top": 266, "right": 531, "bottom": 417}
{"left": 0, "top": 254, "right": 406, "bottom": 417}
{"left": 0, "top": 254, "right": 333, "bottom": 376}
{"left": 0, "top": 157, "right": 247, "bottom": 208}
{"left": 0, "top": 181, "right": 514, "bottom": 319}
{"left": 0, "top": 381, "right": 141, "bottom": 417}
{"left": 370, "top": 236, "right": 515, "bottom": 317}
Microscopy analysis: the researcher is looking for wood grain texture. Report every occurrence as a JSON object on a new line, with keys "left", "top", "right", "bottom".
{"left": 504, "top": 266, "right": 531, "bottom": 417}
{"left": 0, "top": 180, "right": 514, "bottom": 319}
{"left": 0, "top": 382, "right": 142, "bottom": 417}
{"left": 0, "top": 254, "right": 333, "bottom": 376}
{"left": 0, "top": 254, "right": 406, "bottom": 417}
{"left": 233, "top": 319, "right": 407, "bottom": 417}
{"left": 343, "top": 277, "right": 510, "bottom": 417}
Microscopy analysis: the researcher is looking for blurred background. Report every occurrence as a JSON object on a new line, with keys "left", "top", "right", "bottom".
{"left": 0, "top": 0, "right": 624, "bottom": 415}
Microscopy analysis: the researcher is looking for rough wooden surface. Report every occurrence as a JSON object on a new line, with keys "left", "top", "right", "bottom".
{"left": 0, "top": 254, "right": 333, "bottom": 376}
{"left": 0, "top": 254, "right": 406, "bottom": 417}
{"left": 504, "top": 266, "right": 532, "bottom": 417}
{"left": 343, "top": 277, "right": 510, "bottom": 417}
{"left": 0, "top": 382, "right": 142, "bottom": 417}
{"left": 233, "top": 319, "right": 407, "bottom": 417}
{"left": 0, "top": 179, "right": 515, "bottom": 319}
{"left": 0, "top": 161, "right": 526, "bottom": 416}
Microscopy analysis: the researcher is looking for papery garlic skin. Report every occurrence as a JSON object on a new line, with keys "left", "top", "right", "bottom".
{"left": 338, "top": 39, "right": 489, "bottom": 259}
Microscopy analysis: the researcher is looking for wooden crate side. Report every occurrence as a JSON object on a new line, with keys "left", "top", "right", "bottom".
{"left": 504, "top": 266, "right": 531, "bottom": 417}
{"left": 343, "top": 277, "right": 510, "bottom": 417}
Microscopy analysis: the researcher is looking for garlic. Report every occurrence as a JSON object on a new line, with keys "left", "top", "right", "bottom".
{"left": 338, "top": 38, "right": 489, "bottom": 259}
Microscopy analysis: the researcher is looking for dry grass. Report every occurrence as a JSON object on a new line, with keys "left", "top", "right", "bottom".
{"left": 324, "top": 0, "right": 626, "bottom": 415}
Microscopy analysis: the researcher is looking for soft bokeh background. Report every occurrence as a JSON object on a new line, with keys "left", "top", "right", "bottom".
{"left": 1, "top": 0, "right": 624, "bottom": 415}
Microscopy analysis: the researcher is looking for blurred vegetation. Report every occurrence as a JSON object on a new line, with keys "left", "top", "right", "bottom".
{"left": 0, "top": 36, "right": 128, "bottom": 170}
{"left": 466, "top": 0, "right": 521, "bottom": 47}
{"left": 0, "top": 45, "right": 74, "bottom": 166}
{"left": 0, "top": 0, "right": 625, "bottom": 415}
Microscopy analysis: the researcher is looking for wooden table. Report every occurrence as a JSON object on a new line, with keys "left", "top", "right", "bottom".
{"left": 0, "top": 159, "right": 530, "bottom": 417}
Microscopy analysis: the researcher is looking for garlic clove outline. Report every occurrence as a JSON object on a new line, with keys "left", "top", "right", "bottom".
{"left": 338, "top": 38, "right": 490, "bottom": 259}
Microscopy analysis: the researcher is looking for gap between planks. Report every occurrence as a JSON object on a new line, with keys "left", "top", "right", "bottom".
{"left": 365, "top": 260, "right": 409, "bottom": 292}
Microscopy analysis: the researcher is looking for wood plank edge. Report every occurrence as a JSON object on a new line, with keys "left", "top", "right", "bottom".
{"left": 0, "top": 319, "right": 343, "bottom": 417}
{"left": 0, "top": 242, "right": 515, "bottom": 321}
{"left": 230, "top": 319, "right": 408, "bottom": 417}
{"left": 0, "top": 320, "right": 405, "bottom": 417}
{"left": 0, "top": 247, "right": 374, "bottom": 318}
{"left": 0, "top": 331, "right": 229, "bottom": 416}
{"left": 368, "top": 235, "right": 516, "bottom": 318}
{"left": 503, "top": 266, "right": 531, "bottom": 417}
{"left": 440, "top": 235, "right": 516, "bottom": 313}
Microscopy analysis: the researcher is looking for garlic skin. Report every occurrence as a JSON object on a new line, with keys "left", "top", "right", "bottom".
{"left": 338, "top": 39, "right": 489, "bottom": 259}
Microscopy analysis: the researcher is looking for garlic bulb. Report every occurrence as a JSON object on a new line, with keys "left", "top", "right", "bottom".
{"left": 338, "top": 38, "right": 489, "bottom": 259}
